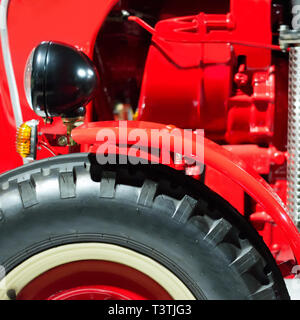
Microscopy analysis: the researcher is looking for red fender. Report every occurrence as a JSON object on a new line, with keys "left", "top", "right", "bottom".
{"left": 72, "top": 120, "right": 300, "bottom": 263}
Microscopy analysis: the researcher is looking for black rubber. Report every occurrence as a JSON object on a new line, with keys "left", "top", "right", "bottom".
{"left": 0, "top": 153, "right": 289, "bottom": 300}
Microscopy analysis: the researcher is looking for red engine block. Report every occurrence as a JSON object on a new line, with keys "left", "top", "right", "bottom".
{"left": 137, "top": 0, "right": 274, "bottom": 145}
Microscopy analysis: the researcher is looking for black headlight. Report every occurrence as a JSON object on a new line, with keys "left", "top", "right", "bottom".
{"left": 24, "top": 41, "right": 99, "bottom": 118}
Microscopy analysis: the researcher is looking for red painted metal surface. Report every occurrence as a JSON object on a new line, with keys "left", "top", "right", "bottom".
{"left": 48, "top": 286, "right": 146, "bottom": 300}
{"left": 0, "top": 26, "right": 22, "bottom": 172}
{"left": 135, "top": 0, "right": 274, "bottom": 145}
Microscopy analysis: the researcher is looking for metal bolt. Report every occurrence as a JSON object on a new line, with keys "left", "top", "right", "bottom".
{"left": 279, "top": 24, "right": 289, "bottom": 32}
{"left": 58, "top": 136, "right": 68, "bottom": 146}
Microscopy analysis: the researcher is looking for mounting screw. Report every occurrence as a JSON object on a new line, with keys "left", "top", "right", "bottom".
{"left": 279, "top": 24, "right": 289, "bottom": 32}
{"left": 58, "top": 136, "right": 68, "bottom": 147}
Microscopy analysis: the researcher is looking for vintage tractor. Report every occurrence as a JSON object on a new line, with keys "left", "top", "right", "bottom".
{"left": 0, "top": 0, "right": 300, "bottom": 300}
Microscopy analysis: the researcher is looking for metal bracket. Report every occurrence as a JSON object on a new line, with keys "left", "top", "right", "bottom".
{"left": 279, "top": 25, "right": 300, "bottom": 50}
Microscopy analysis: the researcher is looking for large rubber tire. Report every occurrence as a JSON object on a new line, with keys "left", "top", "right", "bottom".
{"left": 0, "top": 153, "right": 289, "bottom": 300}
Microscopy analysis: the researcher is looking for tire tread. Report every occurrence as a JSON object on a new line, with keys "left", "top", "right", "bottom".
{"left": 0, "top": 154, "right": 289, "bottom": 300}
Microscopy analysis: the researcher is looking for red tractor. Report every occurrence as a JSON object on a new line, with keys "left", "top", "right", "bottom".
{"left": 0, "top": 0, "right": 299, "bottom": 300}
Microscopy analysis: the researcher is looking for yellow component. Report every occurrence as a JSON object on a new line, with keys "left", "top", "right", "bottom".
{"left": 133, "top": 109, "right": 139, "bottom": 121}
{"left": 16, "top": 123, "right": 32, "bottom": 158}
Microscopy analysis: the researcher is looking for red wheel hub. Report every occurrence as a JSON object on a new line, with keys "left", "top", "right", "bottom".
{"left": 17, "top": 260, "right": 173, "bottom": 300}
{"left": 48, "top": 285, "right": 146, "bottom": 300}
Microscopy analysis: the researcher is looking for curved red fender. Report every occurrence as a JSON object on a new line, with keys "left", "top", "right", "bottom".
{"left": 72, "top": 120, "right": 300, "bottom": 263}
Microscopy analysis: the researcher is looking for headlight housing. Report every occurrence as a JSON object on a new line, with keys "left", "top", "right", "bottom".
{"left": 24, "top": 41, "right": 99, "bottom": 119}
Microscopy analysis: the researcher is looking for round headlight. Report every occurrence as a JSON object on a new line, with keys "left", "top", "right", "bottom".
{"left": 24, "top": 41, "right": 99, "bottom": 118}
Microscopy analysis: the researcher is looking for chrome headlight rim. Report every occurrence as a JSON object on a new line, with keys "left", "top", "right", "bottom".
{"left": 24, "top": 48, "right": 35, "bottom": 111}
{"left": 24, "top": 42, "right": 50, "bottom": 118}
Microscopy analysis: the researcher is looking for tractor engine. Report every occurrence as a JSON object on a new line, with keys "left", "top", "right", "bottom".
{"left": 94, "top": 0, "right": 284, "bottom": 146}
{"left": 136, "top": 5, "right": 275, "bottom": 146}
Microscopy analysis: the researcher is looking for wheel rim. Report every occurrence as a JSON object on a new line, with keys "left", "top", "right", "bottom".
{"left": 0, "top": 243, "right": 195, "bottom": 300}
{"left": 47, "top": 286, "right": 146, "bottom": 300}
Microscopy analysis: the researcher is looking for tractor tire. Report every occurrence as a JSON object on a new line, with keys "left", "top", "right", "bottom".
{"left": 0, "top": 153, "right": 289, "bottom": 300}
